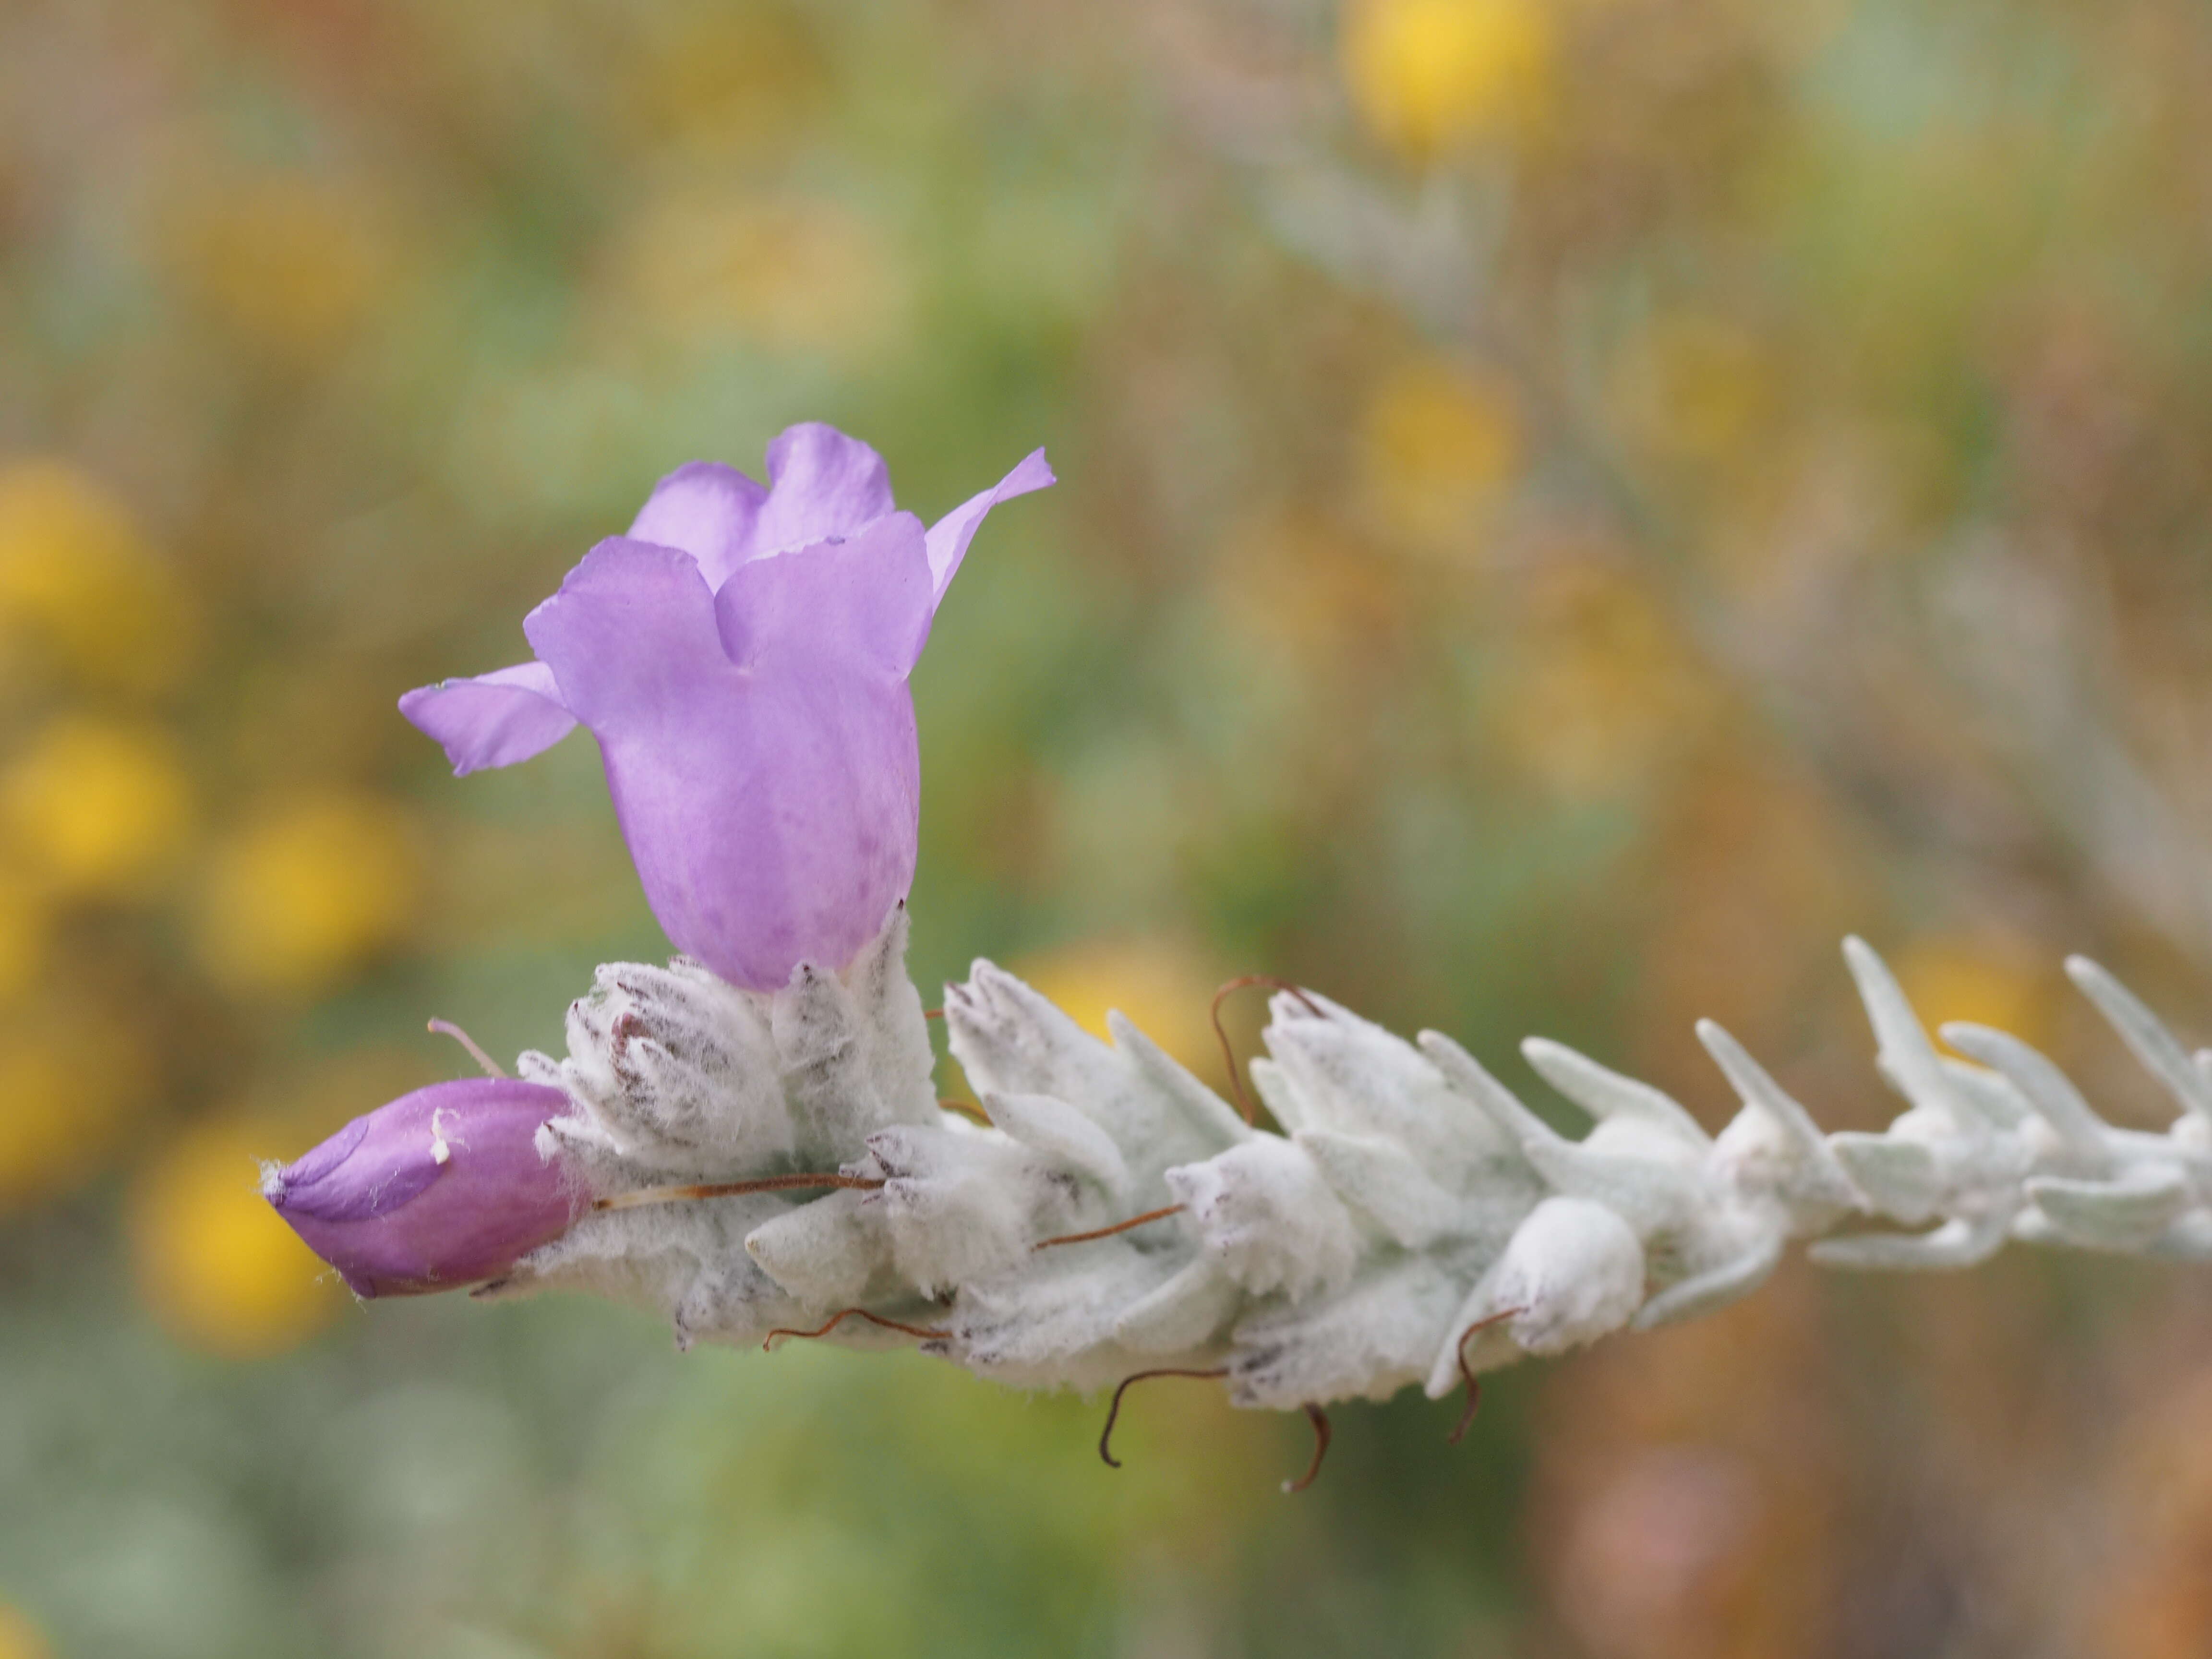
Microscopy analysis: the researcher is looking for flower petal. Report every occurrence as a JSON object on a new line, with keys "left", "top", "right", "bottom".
{"left": 398, "top": 660, "right": 577, "bottom": 775}
{"left": 521, "top": 540, "right": 731, "bottom": 737}
{"left": 924, "top": 447, "right": 1055, "bottom": 601}
{"left": 524, "top": 537, "right": 918, "bottom": 989}
{"left": 745, "top": 423, "right": 897, "bottom": 558}
{"left": 628, "top": 460, "right": 769, "bottom": 589}
{"left": 268, "top": 1114, "right": 373, "bottom": 1206}
{"left": 271, "top": 1111, "right": 443, "bottom": 1224}
{"left": 713, "top": 511, "right": 935, "bottom": 677}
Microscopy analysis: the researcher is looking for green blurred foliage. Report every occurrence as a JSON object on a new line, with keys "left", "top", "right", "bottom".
{"left": 5, "top": 0, "right": 2212, "bottom": 1652}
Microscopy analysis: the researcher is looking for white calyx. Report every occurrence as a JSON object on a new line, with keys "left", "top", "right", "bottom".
{"left": 480, "top": 905, "right": 2212, "bottom": 1432}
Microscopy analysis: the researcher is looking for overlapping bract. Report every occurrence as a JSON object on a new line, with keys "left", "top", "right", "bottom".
{"left": 463, "top": 918, "right": 2212, "bottom": 1417}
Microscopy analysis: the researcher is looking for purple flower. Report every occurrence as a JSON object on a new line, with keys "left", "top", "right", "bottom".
{"left": 400, "top": 424, "right": 1052, "bottom": 990}
{"left": 264, "top": 1078, "right": 584, "bottom": 1298}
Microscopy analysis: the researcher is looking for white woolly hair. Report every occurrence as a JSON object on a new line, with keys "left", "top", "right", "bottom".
{"left": 481, "top": 905, "right": 2212, "bottom": 1454}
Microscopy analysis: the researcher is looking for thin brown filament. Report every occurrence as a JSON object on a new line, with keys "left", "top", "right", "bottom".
{"left": 762, "top": 1306, "right": 950, "bottom": 1351}
{"left": 427, "top": 1018, "right": 507, "bottom": 1079}
{"left": 1285, "top": 1403, "right": 1332, "bottom": 1494}
{"left": 1034, "top": 1204, "right": 1187, "bottom": 1251}
{"left": 1210, "top": 975, "right": 1325, "bottom": 1126}
{"left": 937, "top": 1097, "right": 990, "bottom": 1124}
{"left": 924, "top": 1007, "right": 944, "bottom": 1021}
{"left": 593, "top": 1173, "right": 886, "bottom": 1213}
{"left": 1448, "top": 1307, "right": 1527, "bottom": 1445}
{"left": 1098, "top": 1367, "right": 1229, "bottom": 1469}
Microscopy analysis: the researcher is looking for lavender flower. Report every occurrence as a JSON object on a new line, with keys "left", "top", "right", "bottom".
{"left": 400, "top": 425, "right": 1052, "bottom": 990}
{"left": 263, "top": 1078, "right": 584, "bottom": 1297}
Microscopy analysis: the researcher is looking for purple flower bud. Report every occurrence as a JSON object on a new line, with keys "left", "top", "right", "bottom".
{"left": 263, "top": 1078, "right": 585, "bottom": 1298}
{"left": 399, "top": 424, "right": 1052, "bottom": 990}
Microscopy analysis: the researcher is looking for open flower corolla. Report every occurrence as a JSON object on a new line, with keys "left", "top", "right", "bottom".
{"left": 401, "top": 424, "right": 1051, "bottom": 989}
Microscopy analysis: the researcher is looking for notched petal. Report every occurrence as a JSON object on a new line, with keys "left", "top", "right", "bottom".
{"left": 749, "top": 423, "right": 897, "bottom": 555}
{"left": 629, "top": 460, "right": 768, "bottom": 589}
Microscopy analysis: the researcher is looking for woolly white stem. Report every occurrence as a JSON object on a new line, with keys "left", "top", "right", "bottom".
{"left": 493, "top": 905, "right": 2210, "bottom": 1408}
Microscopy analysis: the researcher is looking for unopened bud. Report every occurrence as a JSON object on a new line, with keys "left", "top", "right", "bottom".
{"left": 263, "top": 1079, "right": 585, "bottom": 1297}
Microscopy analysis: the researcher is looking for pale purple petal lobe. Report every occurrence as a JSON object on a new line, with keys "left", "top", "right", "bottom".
{"left": 521, "top": 540, "right": 730, "bottom": 736}
{"left": 713, "top": 511, "right": 934, "bottom": 676}
{"left": 628, "top": 460, "right": 769, "bottom": 589}
{"left": 745, "top": 423, "right": 896, "bottom": 557}
{"left": 399, "top": 659, "right": 577, "bottom": 775}
{"left": 923, "top": 447, "right": 1055, "bottom": 600}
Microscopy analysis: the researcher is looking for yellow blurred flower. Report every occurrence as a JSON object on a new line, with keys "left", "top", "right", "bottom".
{"left": 1491, "top": 566, "right": 1717, "bottom": 802}
{"left": 1630, "top": 759, "right": 1869, "bottom": 1057}
{"left": 131, "top": 1117, "right": 341, "bottom": 1358}
{"left": 1013, "top": 936, "right": 1226, "bottom": 1082}
{"left": 1216, "top": 506, "right": 1402, "bottom": 661}
{"left": 625, "top": 10, "right": 828, "bottom": 149}
{"left": 164, "top": 173, "right": 395, "bottom": 363}
{"left": 1, "top": 716, "right": 192, "bottom": 900}
{"left": 195, "top": 793, "right": 419, "bottom": 996}
{"left": 1612, "top": 313, "right": 1774, "bottom": 464}
{"left": 0, "top": 875, "right": 47, "bottom": 1004}
{"left": 0, "top": 1602, "right": 49, "bottom": 1659}
{"left": 1343, "top": 0, "right": 1554, "bottom": 157}
{"left": 0, "top": 1010, "right": 147, "bottom": 1208}
{"left": 0, "top": 459, "right": 192, "bottom": 694}
{"left": 614, "top": 190, "right": 905, "bottom": 358}
{"left": 1356, "top": 359, "right": 1521, "bottom": 553}
{"left": 1893, "top": 932, "right": 2056, "bottom": 1054}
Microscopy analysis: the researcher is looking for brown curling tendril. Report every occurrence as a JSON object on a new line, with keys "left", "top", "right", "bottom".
{"left": 1033, "top": 1204, "right": 1187, "bottom": 1251}
{"left": 1211, "top": 975, "right": 1324, "bottom": 1126}
{"left": 593, "top": 1172, "right": 887, "bottom": 1212}
{"left": 1286, "top": 1403, "right": 1332, "bottom": 1494}
{"left": 762, "top": 1307, "right": 950, "bottom": 1351}
{"left": 1097, "top": 1367, "right": 1229, "bottom": 1469}
{"left": 1447, "top": 1307, "right": 1527, "bottom": 1445}
{"left": 1096, "top": 1367, "right": 1335, "bottom": 1493}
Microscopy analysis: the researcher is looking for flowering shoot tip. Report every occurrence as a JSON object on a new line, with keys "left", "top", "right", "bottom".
{"left": 344, "top": 425, "right": 2212, "bottom": 1490}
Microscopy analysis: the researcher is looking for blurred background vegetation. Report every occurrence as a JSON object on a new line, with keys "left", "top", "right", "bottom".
{"left": 3, "top": 0, "right": 2212, "bottom": 1652}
